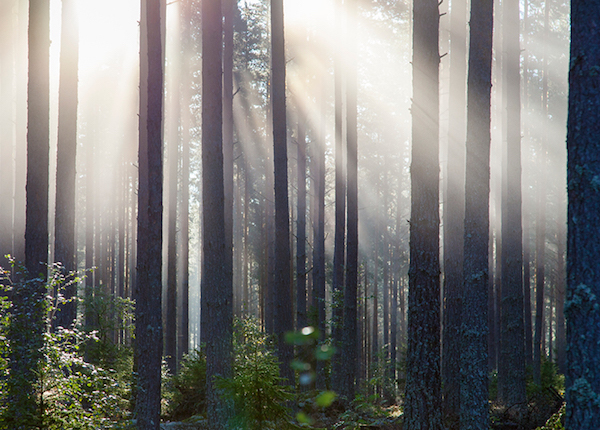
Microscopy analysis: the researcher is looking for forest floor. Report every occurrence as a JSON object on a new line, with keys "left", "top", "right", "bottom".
{"left": 159, "top": 397, "right": 563, "bottom": 430}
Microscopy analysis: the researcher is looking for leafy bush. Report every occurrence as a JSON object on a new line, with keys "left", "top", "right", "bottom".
{"left": 0, "top": 261, "right": 133, "bottom": 429}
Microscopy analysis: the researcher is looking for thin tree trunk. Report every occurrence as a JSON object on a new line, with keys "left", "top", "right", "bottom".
{"left": 341, "top": 0, "right": 359, "bottom": 401}
{"left": 296, "top": 117, "right": 307, "bottom": 330}
{"left": 178, "top": 0, "right": 192, "bottom": 362}
{"left": 331, "top": 0, "right": 346, "bottom": 391}
{"left": 85, "top": 113, "right": 96, "bottom": 330}
{"left": 523, "top": 210, "right": 533, "bottom": 368}
{"left": 555, "top": 200, "right": 566, "bottom": 374}
{"left": 313, "top": 89, "right": 326, "bottom": 387}
{"left": 13, "top": 0, "right": 27, "bottom": 266}
{"left": 165, "top": 65, "right": 178, "bottom": 374}
{"left": 533, "top": 0, "right": 550, "bottom": 386}
{"left": 533, "top": 154, "right": 547, "bottom": 385}
{"left": 223, "top": 0, "right": 234, "bottom": 295}
{"left": 522, "top": 0, "right": 533, "bottom": 371}
{"left": 390, "top": 279, "right": 398, "bottom": 399}
{"left": 0, "top": 0, "right": 16, "bottom": 265}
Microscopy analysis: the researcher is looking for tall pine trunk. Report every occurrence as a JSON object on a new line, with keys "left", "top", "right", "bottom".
{"left": 296, "top": 117, "right": 307, "bottom": 331}
{"left": 270, "top": 0, "right": 294, "bottom": 386}
{"left": 565, "top": 2, "right": 600, "bottom": 427}
{"left": 404, "top": 0, "right": 442, "bottom": 426}
{"left": 54, "top": 0, "right": 79, "bottom": 328}
{"left": 134, "top": 0, "right": 164, "bottom": 427}
{"left": 178, "top": 0, "right": 193, "bottom": 362}
{"left": 498, "top": 0, "right": 526, "bottom": 410}
{"left": 165, "top": 70, "right": 178, "bottom": 374}
{"left": 459, "top": 0, "right": 493, "bottom": 428}
{"left": 0, "top": 0, "right": 16, "bottom": 265}
{"left": 341, "top": 0, "right": 359, "bottom": 401}
{"left": 442, "top": 0, "right": 467, "bottom": 424}
{"left": 223, "top": 0, "right": 234, "bottom": 299}
{"left": 9, "top": 1, "right": 50, "bottom": 425}
{"left": 313, "top": 91, "right": 326, "bottom": 387}
{"left": 202, "top": 0, "right": 234, "bottom": 425}
{"left": 331, "top": 0, "right": 346, "bottom": 392}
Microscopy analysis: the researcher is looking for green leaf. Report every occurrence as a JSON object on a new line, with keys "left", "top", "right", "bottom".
{"left": 291, "top": 360, "right": 311, "bottom": 371}
{"left": 315, "top": 344, "right": 336, "bottom": 361}
{"left": 296, "top": 411, "right": 313, "bottom": 424}
{"left": 315, "top": 390, "right": 336, "bottom": 408}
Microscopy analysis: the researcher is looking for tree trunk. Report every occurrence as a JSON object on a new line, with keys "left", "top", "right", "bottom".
{"left": 521, "top": 0, "right": 533, "bottom": 371}
{"left": 134, "top": 1, "right": 164, "bottom": 427}
{"left": 533, "top": 151, "right": 547, "bottom": 385}
{"left": 555, "top": 199, "right": 566, "bottom": 374}
{"left": 331, "top": 0, "right": 346, "bottom": 391}
{"left": 498, "top": 0, "right": 526, "bottom": 410}
{"left": 341, "top": 0, "right": 359, "bottom": 401}
{"left": 178, "top": 0, "right": 192, "bottom": 362}
{"left": 533, "top": 1, "right": 550, "bottom": 385}
{"left": 270, "top": 0, "right": 294, "bottom": 387}
{"left": 404, "top": 0, "right": 442, "bottom": 427}
{"left": 442, "top": 0, "right": 467, "bottom": 424}
{"left": 9, "top": 1, "right": 50, "bottom": 424}
{"left": 165, "top": 61, "right": 178, "bottom": 374}
{"left": 313, "top": 90, "right": 326, "bottom": 387}
{"left": 202, "top": 0, "right": 234, "bottom": 425}
{"left": 523, "top": 210, "right": 533, "bottom": 368}
{"left": 0, "top": 0, "right": 16, "bottom": 266}
{"left": 566, "top": 3, "right": 600, "bottom": 426}
{"left": 296, "top": 117, "right": 307, "bottom": 331}
{"left": 459, "top": 1, "right": 493, "bottom": 428}
{"left": 223, "top": 0, "right": 234, "bottom": 298}
{"left": 85, "top": 110, "right": 96, "bottom": 330}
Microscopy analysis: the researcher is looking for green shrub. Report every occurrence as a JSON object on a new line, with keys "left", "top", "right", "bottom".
{"left": 0, "top": 261, "right": 132, "bottom": 429}
{"left": 218, "top": 316, "right": 293, "bottom": 430}
{"left": 165, "top": 348, "right": 207, "bottom": 421}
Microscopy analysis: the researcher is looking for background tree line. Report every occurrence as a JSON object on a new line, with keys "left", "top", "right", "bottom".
{"left": 1, "top": 0, "right": 590, "bottom": 429}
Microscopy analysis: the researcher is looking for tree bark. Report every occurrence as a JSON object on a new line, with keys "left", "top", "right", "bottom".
{"left": 341, "top": 0, "right": 359, "bottom": 401}
{"left": 498, "top": 0, "right": 526, "bottom": 410}
{"left": 165, "top": 59, "right": 178, "bottom": 374}
{"left": 202, "top": 0, "right": 234, "bottom": 425}
{"left": 9, "top": 1, "right": 50, "bottom": 424}
{"left": 404, "top": 0, "right": 442, "bottom": 427}
{"left": 223, "top": 0, "right": 234, "bottom": 300}
{"left": 134, "top": 0, "right": 164, "bottom": 427}
{"left": 555, "top": 198, "right": 566, "bottom": 374}
{"left": 270, "top": 0, "right": 294, "bottom": 386}
{"left": 566, "top": 2, "right": 600, "bottom": 427}
{"left": 459, "top": 0, "right": 493, "bottom": 428}
{"left": 331, "top": 0, "right": 346, "bottom": 392}
{"left": 442, "top": 0, "right": 467, "bottom": 424}
{"left": 54, "top": 0, "right": 79, "bottom": 328}
{"left": 0, "top": 0, "right": 16, "bottom": 266}
{"left": 313, "top": 84, "right": 327, "bottom": 388}
{"left": 178, "top": 0, "right": 193, "bottom": 362}
{"left": 296, "top": 117, "right": 307, "bottom": 331}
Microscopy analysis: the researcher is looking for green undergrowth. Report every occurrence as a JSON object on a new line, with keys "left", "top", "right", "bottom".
{"left": 0, "top": 260, "right": 134, "bottom": 429}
